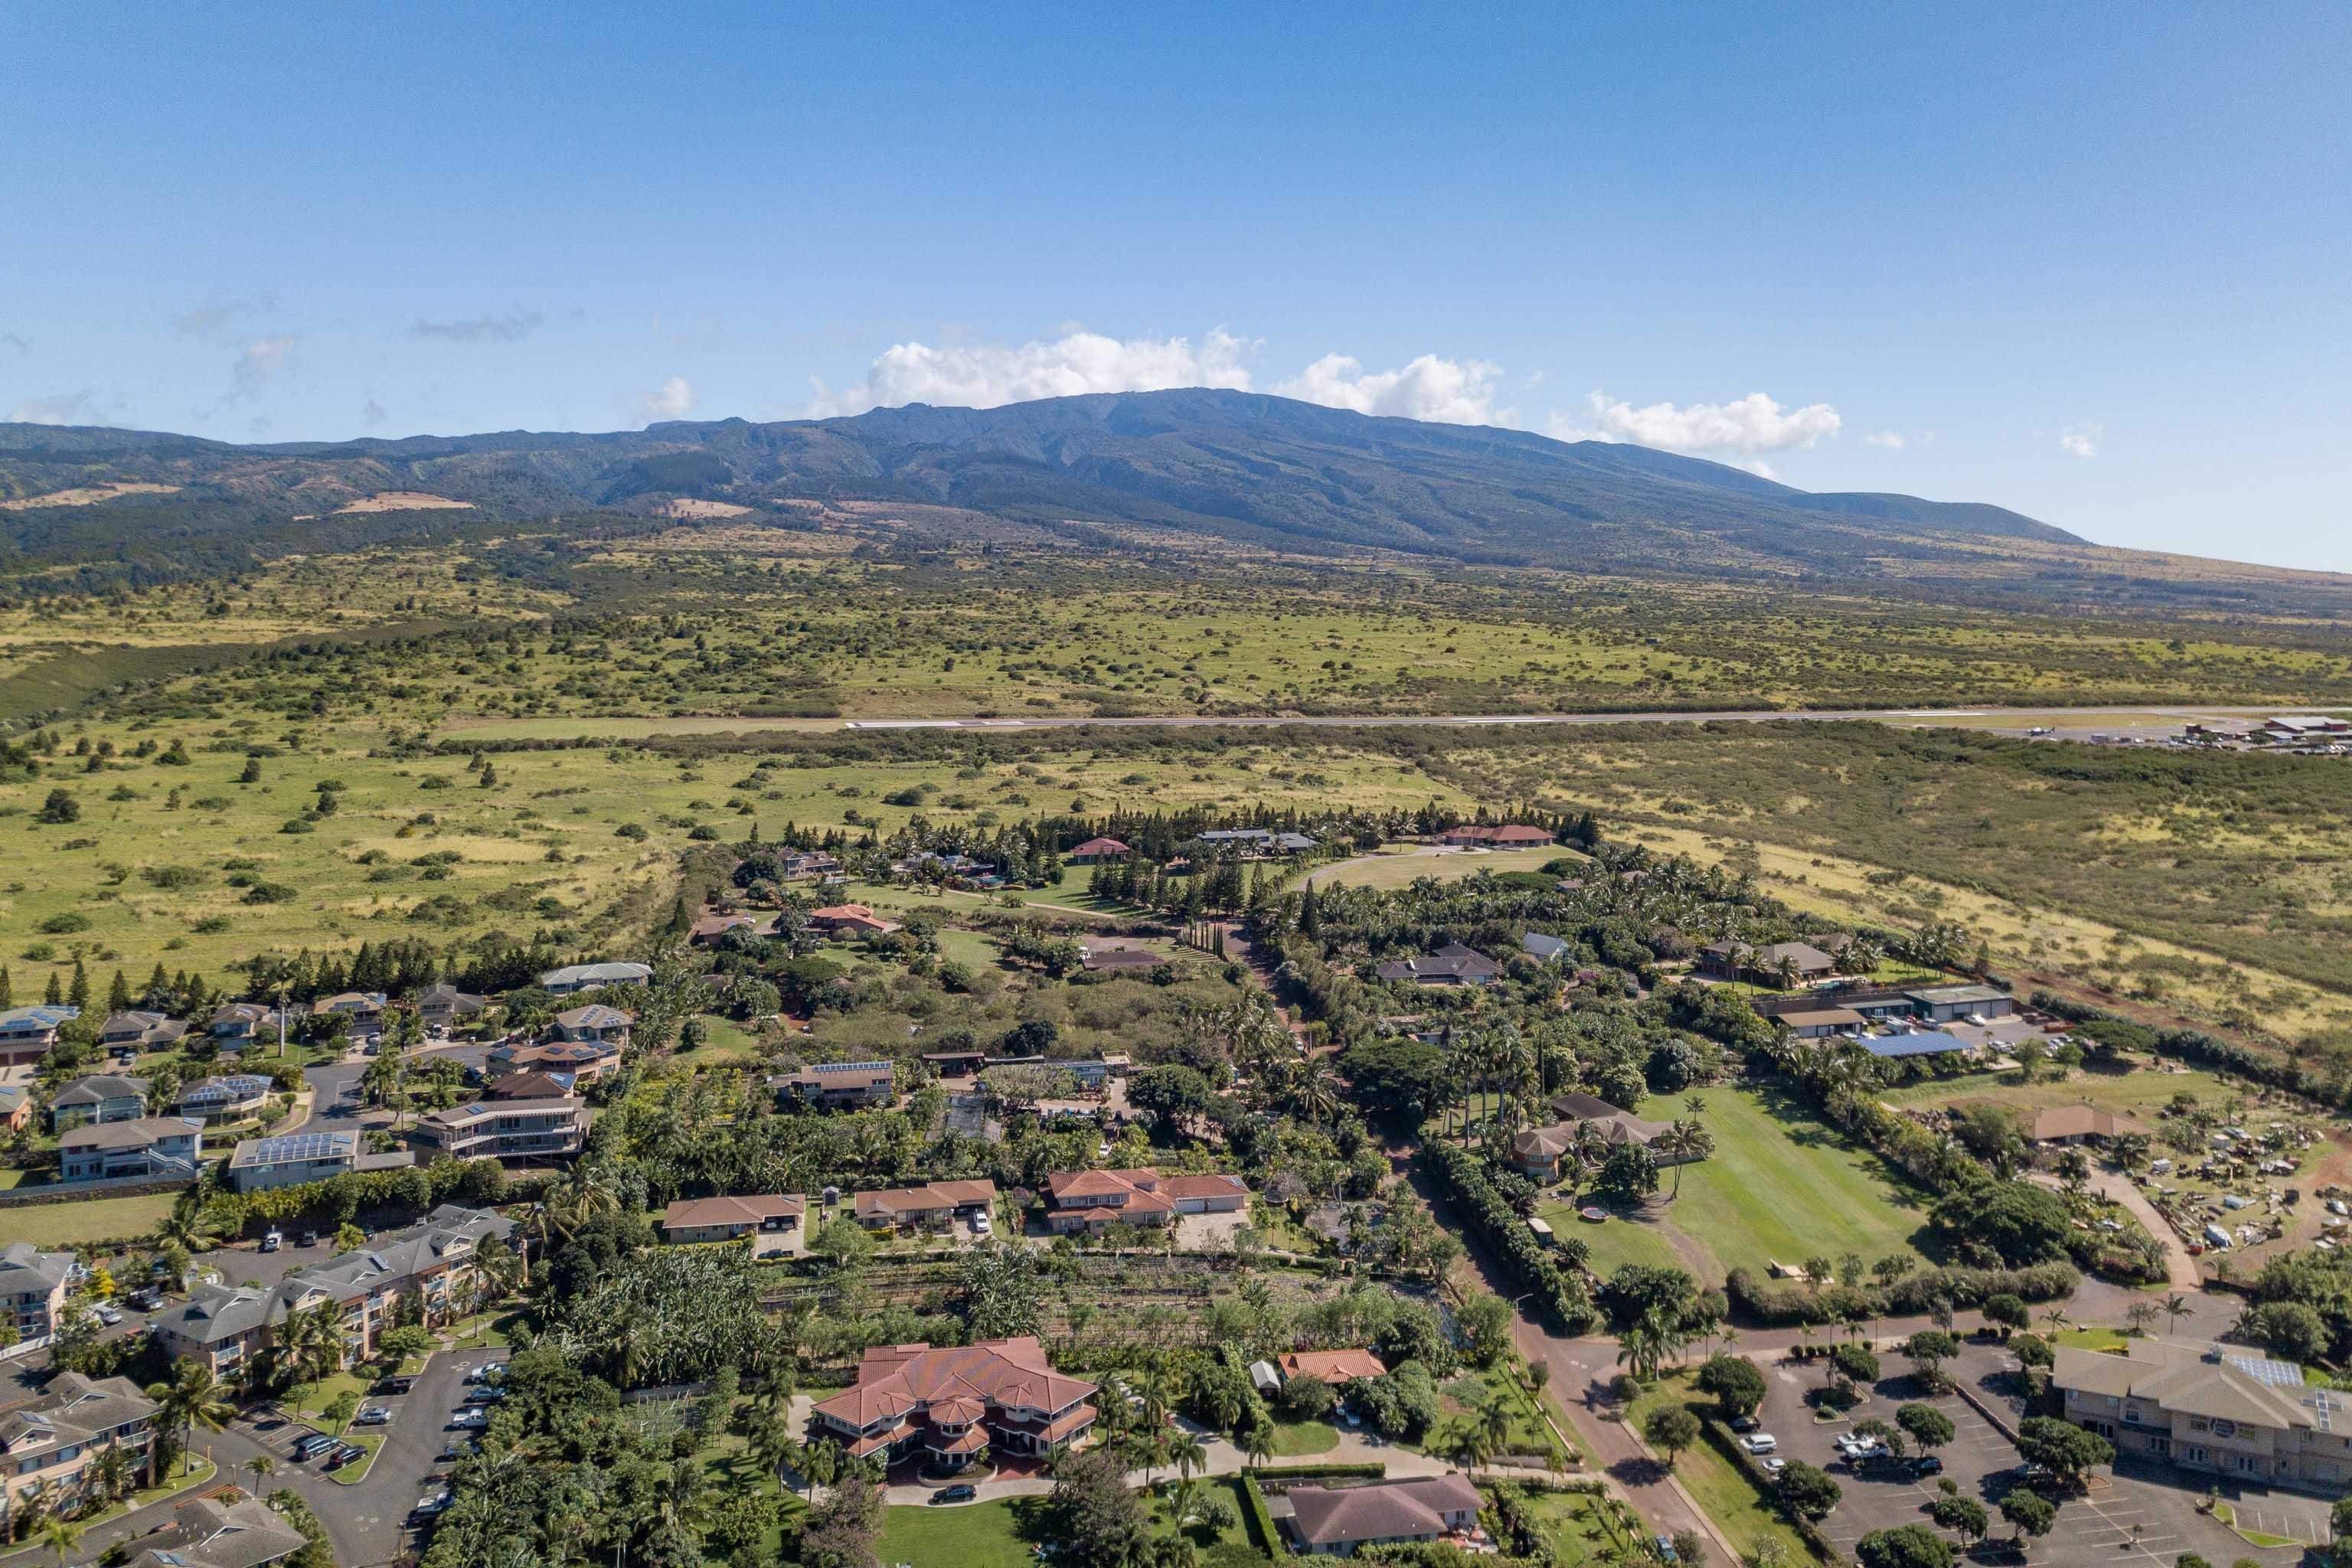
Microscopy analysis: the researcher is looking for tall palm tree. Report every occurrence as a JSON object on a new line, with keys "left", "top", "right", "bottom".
{"left": 37, "top": 1513, "right": 83, "bottom": 1565}
{"left": 1168, "top": 1430, "right": 1207, "bottom": 1488}
{"left": 2162, "top": 1293, "right": 2192, "bottom": 1337}
{"left": 144, "top": 1357, "right": 234, "bottom": 1481}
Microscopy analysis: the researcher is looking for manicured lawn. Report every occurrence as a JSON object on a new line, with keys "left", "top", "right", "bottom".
{"left": 449, "top": 1308, "right": 528, "bottom": 1350}
{"left": 1626, "top": 1372, "right": 1813, "bottom": 1566}
{"left": 1563, "top": 1084, "right": 1932, "bottom": 1285}
{"left": 0, "top": 1191, "right": 177, "bottom": 1246}
{"left": 1539, "top": 1204, "right": 1690, "bottom": 1279}
{"left": 1153, "top": 1475, "right": 1263, "bottom": 1557}
{"left": 876, "top": 1497, "right": 1050, "bottom": 1568}
{"left": 1266, "top": 1410, "right": 1341, "bottom": 1455}
{"left": 1519, "top": 1486, "right": 1619, "bottom": 1568}
{"left": 1312, "top": 846, "right": 1564, "bottom": 892}
{"left": 682, "top": 1014, "right": 763, "bottom": 1062}
{"left": 1880, "top": 1065, "right": 2233, "bottom": 1116}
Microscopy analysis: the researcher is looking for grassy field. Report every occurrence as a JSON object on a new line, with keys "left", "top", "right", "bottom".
{"left": 1520, "top": 1486, "right": 1617, "bottom": 1567}
{"left": 0, "top": 1191, "right": 178, "bottom": 1246}
{"left": 1879, "top": 1063, "right": 2237, "bottom": 1116}
{"left": 1308, "top": 845, "right": 1567, "bottom": 891}
{"left": 1628, "top": 1371, "right": 1815, "bottom": 1565}
{"left": 875, "top": 1496, "right": 1050, "bottom": 1568}
{"left": 1264, "top": 1410, "right": 1342, "bottom": 1456}
{"left": 1544, "top": 1085, "right": 1932, "bottom": 1286}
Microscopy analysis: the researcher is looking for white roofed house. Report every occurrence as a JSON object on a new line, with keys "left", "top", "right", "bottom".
{"left": 58, "top": 1116, "right": 204, "bottom": 1184}
{"left": 538, "top": 961, "right": 652, "bottom": 996}
{"left": 226, "top": 1129, "right": 413, "bottom": 1191}
{"left": 176, "top": 1073, "right": 276, "bottom": 1123}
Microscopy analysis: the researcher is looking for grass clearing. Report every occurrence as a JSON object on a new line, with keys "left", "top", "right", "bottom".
{"left": 1264, "top": 1410, "right": 1341, "bottom": 1455}
{"left": 0, "top": 1191, "right": 177, "bottom": 1247}
{"left": 876, "top": 1496, "right": 1048, "bottom": 1568}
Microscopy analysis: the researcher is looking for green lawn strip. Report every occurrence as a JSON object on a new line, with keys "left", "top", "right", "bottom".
{"left": 2210, "top": 1502, "right": 2302, "bottom": 1550}
{"left": 0, "top": 1191, "right": 177, "bottom": 1247}
{"left": 1518, "top": 1487, "right": 1615, "bottom": 1568}
{"left": 1151, "top": 1475, "right": 1263, "bottom": 1556}
{"left": 447, "top": 1308, "right": 527, "bottom": 1350}
{"left": 281, "top": 1369, "right": 371, "bottom": 1423}
{"left": 875, "top": 1496, "right": 1052, "bottom": 1568}
{"left": 1622, "top": 1084, "right": 1931, "bottom": 1282}
{"left": 325, "top": 1431, "right": 384, "bottom": 1485}
{"left": 1265, "top": 1412, "right": 1341, "bottom": 1456}
{"left": 1626, "top": 1372, "right": 1814, "bottom": 1565}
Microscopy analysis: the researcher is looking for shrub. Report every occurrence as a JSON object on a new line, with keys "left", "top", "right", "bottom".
{"left": 38, "top": 912, "right": 91, "bottom": 934}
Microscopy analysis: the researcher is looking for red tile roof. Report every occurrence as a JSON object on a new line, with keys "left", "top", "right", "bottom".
{"left": 1280, "top": 1348, "right": 1388, "bottom": 1384}
{"left": 813, "top": 1338, "right": 1098, "bottom": 1429}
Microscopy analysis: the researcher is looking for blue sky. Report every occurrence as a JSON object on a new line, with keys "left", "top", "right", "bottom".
{"left": 4, "top": 3, "right": 2347, "bottom": 567}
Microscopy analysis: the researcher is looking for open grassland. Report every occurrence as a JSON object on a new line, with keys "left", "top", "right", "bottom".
{"left": 1308, "top": 844, "right": 1569, "bottom": 891}
{"left": 1541, "top": 1085, "right": 1934, "bottom": 1286}
{"left": 1878, "top": 1063, "right": 2238, "bottom": 1116}
{"left": 1, "top": 1190, "right": 178, "bottom": 1246}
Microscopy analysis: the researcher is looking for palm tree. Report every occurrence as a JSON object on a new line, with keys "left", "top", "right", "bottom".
{"left": 144, "top": 1357, "right": 234, "bottom": 1481}
{"left": 246, "top": 1453, "right": 274, "bottom": 1489}
{"left": 1478, "top": 1393, "right": 1514, "bottom": 1457}
{"left": 1168, "top": 1429, "right": 1207, "bottom": 1488}
{"left": 1447, "top": 1422, "right": 1495, "bottom": 1472}
{"left": 1240, "top": 1420, "right": 1274, "bottom": 1471}
{"left": 1615, "top": 1305, "right": 1688, "bottom": 1385}
{"left": 2163, "top": 1293, "right": 2192, "bottom": 1337}
{"left": 37, "top": 1513, "right": 83, "bottom": 1564}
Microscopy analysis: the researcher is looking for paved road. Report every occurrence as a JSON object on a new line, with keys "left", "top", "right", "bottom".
{"left": 840, "top": 704, "right": 2291, "bottom": 733}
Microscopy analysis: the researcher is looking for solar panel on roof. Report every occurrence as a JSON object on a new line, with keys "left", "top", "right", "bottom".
{"left": 2227, "top": 1353, "right": 2304, "bottom": 1388}
{"left": 251, "top": 1132, "right": 351, "bottom": 1160}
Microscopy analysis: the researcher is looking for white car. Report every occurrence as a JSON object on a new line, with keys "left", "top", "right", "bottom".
{"left": 970, "top": 1214, "right": 992, "bottom": 1236}
{"left": 355, "top": 1406, "right": 391, "bottom": 1426}
{"left": 1761, "top": 1457, "right": 1786, "bottom": 1476}
{"left": 1741, "top": 1433, "right": 1778, "bottom": 1455}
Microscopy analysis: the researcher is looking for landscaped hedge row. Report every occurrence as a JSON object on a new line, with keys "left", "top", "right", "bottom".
{"left": 1422, "top": 1143, "right": 1599, "bottom": 1334}
{"left": 1726, "top": 1259, "right": 2078, "bottom": 1326}
{"left": 1236, "top": 1472, "right": 1279, "bottom": 1555}
{"left": 2031, "top": 990, "right": 2352, "bottom": 1112}
{"left": 1242, "top": 1463, "right": 1390, "bottom": 1481}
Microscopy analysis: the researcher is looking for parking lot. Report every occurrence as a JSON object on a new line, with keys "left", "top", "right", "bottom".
{"left": 1749, "top": 1351, "right": 2270, "bottom": 1568}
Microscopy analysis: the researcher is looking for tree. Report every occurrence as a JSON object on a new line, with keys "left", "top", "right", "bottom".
{"left": 1616, "top": 1304, "right": 1690, "bottom": 1385}
{"left": 1049, "top": 1446, "right": 1153, "bottom": 1568}
{"left": 1282, "top": 1374, "right": 1338, "bottom": 1421}
{"left": 2001, "top": 1489, "right": 2056, "bottom": 1552}
{"left": 1773, "top": 1460, "right": 1842, "bottom": 1521}
{"left": 2016, "top": 1416, "right": 2112, "bottom": 1488}
{"left": 1896, "top": 1403, "right": 1955, "bottom": 1459}
{"left": 1593, "top": 1145, "right": 1660, "bottom": 1204}
{"left": 1645, "top": 1406, "right": 1701, "bottom": 1466}
{"left": 958, "top": 1241, "right": 1045, "bottom": 1339}
{"left": 1129, "top": 1063, "right": 1214, "bottom": 1135}
{"left": 35, "top": 788, "right": 80, "bottom": 824}
{"left": 1929, "top": 1495, "right": 1989, "bottom": 1544}
{"left": 1903, "top": 1330, "right": 1959, "bottom": 1390}
{"left": 1947, "top": 1182, "right": 2072, "bottom": 1267}
{"left": 1857, "top": 1524, "right": 1954, "bottom": 1568}
{"left": 323, "top": 1390, "right": 360, "bottom": 1435}
{"left": 1831, "top": 1342, "right": 1880, "bottom": 1389}
{"left": 1697, "top": 1354, "right": 1767, "bottom": 1419}
{"left": 2332, "top": 1499, "right": 2352, "bottom": 1565}
{"left": 143, "top": 1357, "right": 234, "bottom": 1480}
{"left": 2244, "top": 1301, "right": 2329, "bottom": 1365}
{"left": 799, "top": 1467, "right": 882, "bottom": 1568}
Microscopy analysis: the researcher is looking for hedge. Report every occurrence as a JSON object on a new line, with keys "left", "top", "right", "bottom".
{"left": 1422, "top": 1143, "right": 1599, "bottom": 1334}
{"left": 1243, "top": 1463, "right": 1389, "bottom": 1481}
{"left": 1727, "top": 1259, "right": 2077, "bottom": 1327}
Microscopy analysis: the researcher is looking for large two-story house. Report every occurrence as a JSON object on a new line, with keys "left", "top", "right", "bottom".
{"left": 547, "top": 1004, "right": 632, "bottom": 1050}
{"left": 177, "top": 1073, "right": 276, "bottom": 1123}
{"left": 225, "top": 1129, "right": 413, "bottom": 1192}
{"left": 538, "top": 962, "right": 651, "bottom": 996}
{"left": 772, "top": 1060, "right": 896, "bottom": 1109}
{"left": 48, "top": 1073, "right": 149, "bottom": 1132}
{"left": 812, "top": 1338, "right": 1097, "bottom": 1470}
{"left": 96, "top": 1011, "right": 188, "bottom": 1050}
{"left": 2054, "top": 1339, "right": 2352, "bottom": 1493}
{"left": 0, "top": 1004, "right": 77, "bottom": 1067}
{"left": 0, "top": 1373, "right": 159, "bottom": 1530}
{"left": 58, "top": 1116, "right": 203, "bottom": 1184}
{"left": 408, "top": 1096, "right": 586, "bottom": 1163}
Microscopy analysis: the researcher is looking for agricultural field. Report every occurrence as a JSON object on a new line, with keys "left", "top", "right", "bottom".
{"left": 1538, "top": 1085, "right": 1935, "bottom": 1286}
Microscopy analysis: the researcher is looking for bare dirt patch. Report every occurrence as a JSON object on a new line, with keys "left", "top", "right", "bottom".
{"left": 0, "top": 482, "right": 181, "bottom": 510}
{"left": 661, "top": 498, "right": 753, "bottom": 518}
{"left": 334, "top": 491, "right": 475, "bottom": 514}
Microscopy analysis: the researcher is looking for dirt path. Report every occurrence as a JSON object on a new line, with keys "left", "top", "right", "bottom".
{"left": 2047, "top": 1168, "right": 2203, "bottom": 1291}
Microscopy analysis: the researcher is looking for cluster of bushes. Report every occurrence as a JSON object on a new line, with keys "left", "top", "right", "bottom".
{"left": 1726, "top": 1260, "right": 2078, "bottom": 1327}
{"left": 1423, "top": 1142, "right": 1597, "bottom": 1333}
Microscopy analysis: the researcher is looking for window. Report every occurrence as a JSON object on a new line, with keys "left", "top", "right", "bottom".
{"left": 2189, "top": 1418, "right": 2210, "bottom": 1432}
{"left": 2184, "top": 1446, "right": 2208, "bottom": 1464}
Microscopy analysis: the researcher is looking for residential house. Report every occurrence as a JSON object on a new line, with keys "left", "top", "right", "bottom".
{"left": 0, "top": 1004, "right": 77, "bottom": 1067}
{"left": 773, "top": 1060, "right": 896, "bottom": 1109}
{"left": 48, "top": 1073, "right": 150, "bottom": 1132}
{"left": 0, "top": 1242, "right": 75, "bottom": 1345}
{"left": 0, "top": 1373, "right": 159, "bottom": 1530}
{"left": 482, "top": 1069, "right": 576, "bottom": 1101}
{"left": 1081, "top": 945, "right": 1166, "bottom": 974}
{"left": 853, "top": 1180, "right": 998, "bottom": 1231}
{"left": 1697, "top": 941, "right": 1840, "bottom": 983}
{"left": 58, "top": 1116, "right": 203, "bottom": 1184}
{"left": 689, "top": 913, "right": 759, "bottom": 945}
{"left": 317, "top": 991, "right": 387, "bottom": 1023}
{"left": 0, "top": 1085, "right": 27, "bottom": 1132}
{"left": 1509, "top": 1093, "right": 1686, "bottom": 1183}
{"left": 1749, "top": 988, "right": 1919, "bottom": 1023}
{"left": 1521, "top": 933, "right": 1571, "bottom": 963}
{"left": 547, "top": 1003, "right": 632, "bottom": 1048}
{"left": 1779, "top": 1006, "right": 1866, "bottom": 1040}
{"left": 226, "top": 1129, "right": 411, "bottom": 1192}
{"left": 175, "top": 1073, "right": 275, "bottom": 1123}
{"left": 1041, "top": 1168, "right": 1248, "bottom": 1233}
{"left": 1067, "top": 837, "right": 1131, "bottom": 864}
{"left": 409, "top": 1096, "right": 586, "bottom": 1163}
{"left": 96, "top": 1011, "right": 187, "bottom": 1050}
{"left": 119, "top": 1495, "right": 306, "bottom": 1568}
{"left": 150, "top": 1205, "right": 514, "bottom": 1376}
{"left": 1276, "top": 1349, "right": 1388, "bottom": 1387}
{"left": 661, "top": 1194, "right": 805, "bottom": 1244}
{"left": 1194, "top": 828, "right": 1316, "bottom": 856}
{"left": 809, "top": 903, "right": 901, "bottom": 937}
{"left": 1372, "top": 942, "right": 1502, "bottom": 987}
{"left": 538, "top": 961, "right": 652, "bottom": 996}
{"left": 1905, "top": 984, "right": 2016, "bottom": 1023}
{"left": 1438, "top": 823, "right": 1553, "bottom": 848}
{"left": 1275, "top": 1474, "right": 1485, "bottom": 1557}
{"left": 2030, "top": 1105, "right": 2154, "bottom": 1146}
{"left": 2054, "top": 1339, "right": 2352, "bottom": 1492}
{"left": 486, "top": 1038, "right": 622, "bottom": 1083}
{"left": 415, "top": 982, "right": 489, "bottom": 1027}
{"left": 810, "top": 1338, "right": 1097, "bottom": 1468}
{"left": 207, "top": 1002, "right": 272, "bottom": 1044}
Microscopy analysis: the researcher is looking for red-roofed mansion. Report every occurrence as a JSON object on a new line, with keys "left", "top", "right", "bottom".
{"left": 811, "top": 1338, "right": 1098, "bottom": 1472}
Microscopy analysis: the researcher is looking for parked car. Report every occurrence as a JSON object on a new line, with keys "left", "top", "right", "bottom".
{"left": 300, "top": 1230, "right": 321, "bottom": 1247}
{"left": 448, "top": 1409, "right": 488, "bottom": 1429}
{"left": 293, "top": 1433, "right": 338, "bottom": 1460}
{"left": 1655, "top": 1536, "right": 1679, "bottom": 1563}
{"left": 126, "top": 1288, "right": 162, "bottom": 1311}
{"left": 1760, "top": 1457, "right": 1786, "bottom": 1477}
{"left": 462, "top": 1363, "right": 504, "bottom": 1385}
{"left": 463, "top": 1386, "right": 508, "bottom": 1404}
{"left": 96, "top": 1305, "right": 124, "bottom": 1326}
{"left": 930, "top": 1485, "right": 978, "bottom": 1504}
{"left": 1741, "top": 1433, "right": 1778, "bottom": 1455}
{"left": 260, "top": 1230, "right": 283, "bottom": 1253}
{"left": 325, "top": 1443, "right": 366, "bottom": 1470}
{"left": 355, "top": 1406, "right": 391, "bottom": 1426}
{"left": 1729, "top": 1415, "right": 1759, "bottom": 1432}
{"left": 970, "top": 1213, "right": 992, "bottom": 1236}
{"left": 374, "top": 1375, "right": 416, "bottom": 1396}
{"left": 1910, "top": 1456, "right": 1944, "bottom": 1477}
{"left": 410, "top": 1491, "right": 454, "bottom": 1525}
{"left": 438, "top": 1440, "right": 479, "bottom": 1462}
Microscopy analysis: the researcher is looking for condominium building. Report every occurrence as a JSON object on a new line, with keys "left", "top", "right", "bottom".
{"left": 408, "top": 1096, "right": 586, "bottom": 1163}
{"left": 0, "top": 1373, "right": 158, "bottom": 1530}
{"left": 2055, "top": 1339, "right": 2352, "bottom": 1493}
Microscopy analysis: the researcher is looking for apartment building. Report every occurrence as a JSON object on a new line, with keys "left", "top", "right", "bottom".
{"left": 2055, "top": 1339, "right": 2352, "bottom": 1493}
{"left": 0, "top": 1373, "right": 159, "bottom": 1530}
{"left": 408, "top": 1096, "right": 586, "bottom": 1163}
{"left": 0, "top": 1242, "right": 76, "bottom": 1346}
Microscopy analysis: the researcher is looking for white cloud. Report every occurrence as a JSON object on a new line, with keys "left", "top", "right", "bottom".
{"left": 808, "top": 328, "right": 1254, "bottom": 416}
{"left": 2059, "top": 422, "right": 2102, "bottom": 459}
{"left": 644, "top": 375, "right": 697, "bottom": 422}
{"left": 7, "top": 389, "right": 106, "bottom": 426}
{"left": 1552, "top": 390, "right": 1842, "bottom": 455}
{"left": 1275, "top": 353, "right": 1508, "bottom": 425}
{"left": 1863, "top": 430, "right": 1907, "bottom": 449}
{"left": 407, "top": 309, "right": 541, "bottom": 344}
{"left": 217, "top": 335, "right": 298, "bottom": 408}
